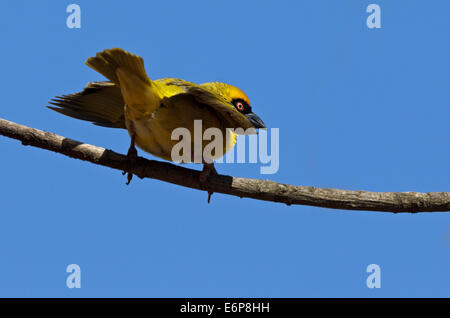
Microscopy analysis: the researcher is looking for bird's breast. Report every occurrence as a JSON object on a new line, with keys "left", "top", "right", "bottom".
{"left": 125, "top": 101, "right": 237, "bottom": 162}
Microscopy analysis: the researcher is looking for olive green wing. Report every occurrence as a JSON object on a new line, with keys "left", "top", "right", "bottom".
{"left": 164, "top": 79, "right": 253, "bottom": 130}
{"left": 48, "top": 81, "right": 126, "bottom": 129}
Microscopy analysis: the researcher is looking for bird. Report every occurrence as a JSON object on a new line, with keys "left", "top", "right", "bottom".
{"left": 48, "top": 48, "right": 266, "bottom": 189}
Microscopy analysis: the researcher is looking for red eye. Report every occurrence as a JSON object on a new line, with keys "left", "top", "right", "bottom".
{"left": 236, "top": 102, "right": 244, "bottom": 111}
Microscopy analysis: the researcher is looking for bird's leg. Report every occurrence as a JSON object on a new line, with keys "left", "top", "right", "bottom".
{"left": 199, "top": 162, "right": 217, "bottom": 203}
{"left": 122, "top": 132, "right": 138, "bottom": 185}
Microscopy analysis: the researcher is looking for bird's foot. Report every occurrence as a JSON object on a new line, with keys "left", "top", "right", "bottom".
{"left": 199, "top": 163, "right": 217, "bottom": 203}
{"left": 122, "top": 144, "right": 138, "bottom": 185}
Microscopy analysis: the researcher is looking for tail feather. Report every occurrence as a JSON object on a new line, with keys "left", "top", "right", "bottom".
{"left": 85, "top": 48, "right": 160, "bottom": 118}
{"left": 48, "top": 81, "right": 126, "bottom": 129}
{"left": 85, "top": 48, "right": 151, "bottom": 86}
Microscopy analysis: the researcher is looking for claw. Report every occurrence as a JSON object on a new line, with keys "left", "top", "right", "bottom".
{"left": 200, "top": 163, "right": 217, "bottom": 182}
{"left": 125, "top": 172, "right": 133, "bottom": 185}
{"left": 207, "top": 191, "right": 213, "bottom": 203}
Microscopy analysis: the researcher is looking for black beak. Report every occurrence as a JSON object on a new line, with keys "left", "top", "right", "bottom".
{"left": 245, "top": 112, "right": 266, "bottom": 129}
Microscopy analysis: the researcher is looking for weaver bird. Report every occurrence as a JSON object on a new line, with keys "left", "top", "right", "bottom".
{"left": 49, "top": 48, "right": 266, "bottom": 186}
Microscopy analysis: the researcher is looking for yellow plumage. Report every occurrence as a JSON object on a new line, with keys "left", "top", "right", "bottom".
{"left": 49, "top": 48, "right": 266, "bottom": 172}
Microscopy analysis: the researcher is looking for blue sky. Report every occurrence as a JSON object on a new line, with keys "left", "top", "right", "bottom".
{"left": 0, "top": 0, "right": 449, "bottom": 297}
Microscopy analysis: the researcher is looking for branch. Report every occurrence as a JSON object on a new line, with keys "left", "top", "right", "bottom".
{"left": 1, "top": 117, "right": 449, "bottom": 213}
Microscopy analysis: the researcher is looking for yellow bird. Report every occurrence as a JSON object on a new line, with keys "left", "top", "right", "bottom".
{"left": 49, "top": 48, "right": 266, "bottom": 184}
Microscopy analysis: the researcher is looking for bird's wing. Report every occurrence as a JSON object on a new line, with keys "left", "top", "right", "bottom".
{"left": 48, "top": 81, "right": 126, "bottom": 129}
{"left": 163, "top": 79, "right": 254, "bottom": 130}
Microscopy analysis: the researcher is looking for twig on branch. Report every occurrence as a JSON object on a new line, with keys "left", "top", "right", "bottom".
{"left": 1, "top": 117, "right": 449, "bottom": 213}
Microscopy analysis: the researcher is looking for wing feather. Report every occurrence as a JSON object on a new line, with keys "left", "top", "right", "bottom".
{"left": 164, "top": 79, "right": 253, "bottom": 130}
{"left": 48, "top": 81, "right": 126, "bottom": 129}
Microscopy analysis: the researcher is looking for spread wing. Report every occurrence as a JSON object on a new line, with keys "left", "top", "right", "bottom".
{"left": 48, "top": 81, "right": 126, "bottom": 129}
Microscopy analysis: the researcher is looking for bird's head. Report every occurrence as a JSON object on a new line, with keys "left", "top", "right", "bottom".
{"left": 201, "top": 82, "right": 266, "bottom": 130}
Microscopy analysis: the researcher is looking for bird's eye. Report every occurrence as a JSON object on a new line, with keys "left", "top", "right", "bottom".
{"left": 235, "top": 102, "right": 244, "bottom": 111}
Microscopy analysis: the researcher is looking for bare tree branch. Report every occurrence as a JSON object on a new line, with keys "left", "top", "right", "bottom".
{"left": 1, "top": 117, "right": 449, "bottom": 213}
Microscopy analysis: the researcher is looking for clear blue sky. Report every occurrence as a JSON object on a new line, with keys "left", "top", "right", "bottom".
{"left": 1, "top": 0, "right": 449, "bottom": 297}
